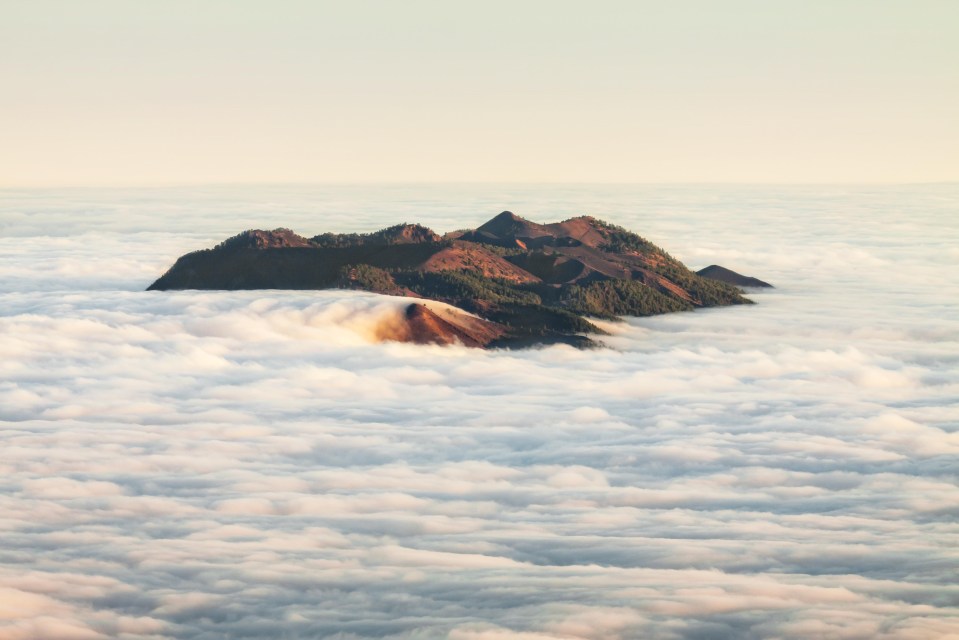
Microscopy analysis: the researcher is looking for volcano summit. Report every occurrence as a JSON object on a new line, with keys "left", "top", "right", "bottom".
{"left": 149, "top": 212, "right": 766, "bottom": 348}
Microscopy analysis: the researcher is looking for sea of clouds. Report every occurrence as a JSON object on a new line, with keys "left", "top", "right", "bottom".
{"left": 1, "top": 185, "right": 957, "bottom": 639}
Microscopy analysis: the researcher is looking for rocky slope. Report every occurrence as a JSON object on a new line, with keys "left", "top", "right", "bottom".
{"left": 149, "top": 212, "right": 764, "bottom": 348}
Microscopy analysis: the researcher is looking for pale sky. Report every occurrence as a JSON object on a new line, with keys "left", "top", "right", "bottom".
{"left": 1, "top": 0, "right": 957, "bottom": 186}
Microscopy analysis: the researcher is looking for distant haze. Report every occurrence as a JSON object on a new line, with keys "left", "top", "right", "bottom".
{"left": 2, "top": 0, "right": 957, "bottom": 186}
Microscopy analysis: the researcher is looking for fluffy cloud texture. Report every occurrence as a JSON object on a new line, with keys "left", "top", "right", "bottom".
{"left": 0, "top": 185, "right": 957, "bottom": 639}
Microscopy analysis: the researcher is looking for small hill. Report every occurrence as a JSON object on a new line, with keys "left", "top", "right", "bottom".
{"left": 402, "top": 303, "right": 507, "bottom": 347}
{"left": 149, "top": 212, "right": 766, "bottom": 348}
{"left": 219, "top": 228, "right": 313, "bottom": 249}
{"left": 697, "top": 265, "right": 773, "bottom": 288}
{"left": 312, "top": 223, "right": 440, "bottom": 248}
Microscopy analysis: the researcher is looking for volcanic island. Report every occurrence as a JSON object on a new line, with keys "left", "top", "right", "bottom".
{"left": 149, "top": 212, "right": 771, "bottom": 348}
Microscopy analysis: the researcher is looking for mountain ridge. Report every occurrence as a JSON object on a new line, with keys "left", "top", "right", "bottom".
{"left": 149, "top": 212, "right": 767, "bottom": 348}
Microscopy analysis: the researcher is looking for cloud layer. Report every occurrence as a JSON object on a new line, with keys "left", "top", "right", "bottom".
{"left": 1, "top": 185, "right": 957, "bottom": 639}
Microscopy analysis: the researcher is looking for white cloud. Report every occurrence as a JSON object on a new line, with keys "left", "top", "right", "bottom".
{"left": 1, "top": 185, "right": 957, "bottom": 639}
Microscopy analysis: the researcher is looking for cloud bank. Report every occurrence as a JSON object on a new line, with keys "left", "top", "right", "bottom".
{"left": 0, "top": 185, "right": 957, "bottom": 639}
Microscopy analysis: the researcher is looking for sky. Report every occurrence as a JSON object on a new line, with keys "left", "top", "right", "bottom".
{"left": 1, "top": 0, "right": 957, "bottom": 186}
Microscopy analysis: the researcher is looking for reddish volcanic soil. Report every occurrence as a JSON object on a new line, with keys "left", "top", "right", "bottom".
{"left": 401, "top": 303, "right": 506, "bottom": 347}
{"left": 421, "top": 242, "right": 541, "bottom": 284}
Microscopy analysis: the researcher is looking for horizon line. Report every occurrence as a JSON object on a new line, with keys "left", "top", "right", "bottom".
{"left": 2, "top": 179, "right": 958, "bottom": 190}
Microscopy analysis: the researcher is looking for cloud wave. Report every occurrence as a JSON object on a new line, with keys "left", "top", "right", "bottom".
{"left": 1, "top": 185, "right": 957, "bottom": 639}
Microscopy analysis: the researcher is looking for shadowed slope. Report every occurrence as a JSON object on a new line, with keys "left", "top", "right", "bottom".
{"left": 697, "top": 265, "right": 773, "bottom": 288}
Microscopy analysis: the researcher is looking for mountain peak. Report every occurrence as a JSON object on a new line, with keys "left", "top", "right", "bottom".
{"left": 476, "top": 211, "right": 539, "bottom": 237}
{"left": 376, "top": 223, "right": 441, "bottom": 244}
{"left": 218, "top": 228, "right": 311, "bottom": 250}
